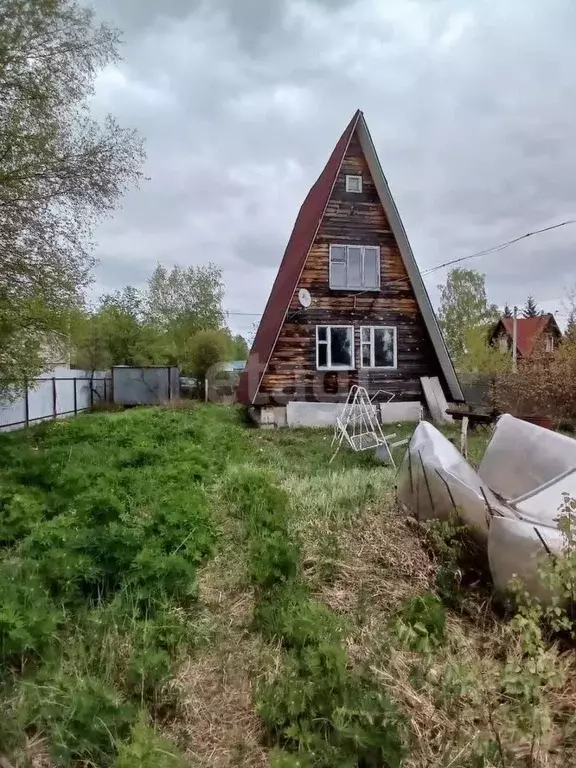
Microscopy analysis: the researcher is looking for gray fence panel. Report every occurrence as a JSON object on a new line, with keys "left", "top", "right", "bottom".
{"left": 0, "top": 386, "right": 27, "bottom": 432}
{"left": 0, "top": 369, "right": 111, "bottom": 432}
{"left": 113, "top": 367, "right": 179, "bottom": 405}
{"left": 28, "top": 378, "right": 54, "bottom": 424}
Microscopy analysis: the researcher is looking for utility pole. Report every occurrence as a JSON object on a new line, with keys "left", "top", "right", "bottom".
{"left": 512, "top": 306, "right": 518, "bottom": 372}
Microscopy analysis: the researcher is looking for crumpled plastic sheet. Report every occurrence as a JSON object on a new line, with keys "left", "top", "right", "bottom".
{"left": 396, "top": 420, "right": 515, "bottom": 541}
{"left": 488, "top": 517, "right": 564, "bottom": 604}
{"left": 478, "top": 414, "right": 576, "bottom": 501}
{"left": 396, "top": 415, "right": 576, "bottom": 603}
{"left": 513, "top": 467, "right": 576, "bottom": 528}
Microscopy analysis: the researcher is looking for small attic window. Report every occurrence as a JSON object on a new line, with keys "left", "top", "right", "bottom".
{"left": 345, "top": 175, "right": 362, "bottom": 193}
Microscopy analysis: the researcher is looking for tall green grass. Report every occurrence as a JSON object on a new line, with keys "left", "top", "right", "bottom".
{"left": 0, "top": 405, "right": 248, "bottom": 765}
{"left": 224, "top": 463, "right": 407, "bottom": 767}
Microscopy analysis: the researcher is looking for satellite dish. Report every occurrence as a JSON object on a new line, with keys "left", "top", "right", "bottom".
{"left": 298, "top": 288, "right": 312, "bottom": 308}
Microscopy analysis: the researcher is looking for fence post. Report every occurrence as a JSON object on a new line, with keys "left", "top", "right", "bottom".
{"left": 73, "top": 378, "right": 77, "bottom": 415}
{"left": 167, "top": 367, "right": 172, "bottom": 401}
{"left": 52, "top": 377, "right": 57, "bottom": 418}
{"left": 103, "top": 378, "right": 107, "bottom": 403}
{"left": 24, "top": 382, "right": 29, "bottom": 428}
{"left": 90, "top": 376, "right": 94, "bottom": 408}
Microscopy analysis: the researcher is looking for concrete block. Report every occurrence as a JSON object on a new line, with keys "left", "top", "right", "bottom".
{"left": 274, "top": 406, "right": 287, "bottom": 428}
{"left": 286, "top": 402, "right": 344, "bottom": 428}
{"left": 260, "top": 407, "right": 275, "bottom": 426}
{"left": 380, "top": 401, "right": 422, "bottom": 424}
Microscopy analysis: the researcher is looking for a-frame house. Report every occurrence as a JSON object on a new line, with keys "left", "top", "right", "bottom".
{"left": 237, "top": 110, "right": 463, "bottom": 427}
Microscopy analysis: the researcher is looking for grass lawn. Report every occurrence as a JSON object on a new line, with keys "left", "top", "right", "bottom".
{"left": 0, "top": 406, "right": 572, "bottom": 767}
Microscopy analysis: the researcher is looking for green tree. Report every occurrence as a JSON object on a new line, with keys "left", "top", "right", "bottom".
{"left": 0, "top": 0, "right": 145, "bottom": 387}
{"left": 437, "top": 268, "right": 498, "bottom": 361}
{"left": 70, "top": 308, "right": 109, "bottom": 371}
{"left": 145, "top": 264, "right": 225, "bottom": 364}
{"left": 457, "top": 325, "right": 512, "bottom": 374}
{"left": 71, "top": 287, "right": 159, "bottom": 369}
{"left": 522, "top": 296, "right": 540, "bottom": 318}
{"left": 503, "top": 303, "right": 513, "bottom": 318}
{"left": 98, "top": 287, "right": 148, "bottom": 366}
{"left": 231, "top": 334, "right": 249, "bottom": 360}
{"left": 183, "top": 330, "right": 231, "bottom": 384}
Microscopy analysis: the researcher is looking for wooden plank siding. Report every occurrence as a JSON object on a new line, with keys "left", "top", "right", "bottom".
{"left": 256, "top": 132, "right": 447, "bottom": 405}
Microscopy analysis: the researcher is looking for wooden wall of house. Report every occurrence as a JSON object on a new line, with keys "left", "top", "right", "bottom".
{"left": 256, "top": 132, "right": 448, "bottom": 405}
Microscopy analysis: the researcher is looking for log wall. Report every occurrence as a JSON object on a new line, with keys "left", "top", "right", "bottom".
{"left": 256, "top": 132, "right": 447, "bottom": 405}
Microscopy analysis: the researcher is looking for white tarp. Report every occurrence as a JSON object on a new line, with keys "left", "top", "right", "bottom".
{"left": 488, "top": 517, "right": 563, "bottom": 604}
{"left": 397, "top": 415, "right": 576, "bottom": 602}
{"left": 478, "top": 414, "right": 576, "bottom": 500}
{"left": 396, "top": 421, "right": 514, "bottom": 540}
{"left": 512, "top": 467, "right": 576, "bottom": 528}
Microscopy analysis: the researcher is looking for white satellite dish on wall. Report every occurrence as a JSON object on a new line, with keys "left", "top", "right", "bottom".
{"left": 298, "top": 288, "right": 312, "bottom": 308}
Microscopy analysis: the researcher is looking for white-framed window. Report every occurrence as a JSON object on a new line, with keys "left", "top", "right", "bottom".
{"left": 545, "top": 335, "right": 555, "bottom": 353}
{"left": 316, "top": 325, "right": 355, "bottom": 370}
{"left": 360, "top": 326, "right": 397, "bottom": 369}
{"left": 346, "top": 174, "right": 363, "bottom": 193}
{"left": 329, "top": 244, "right": 380, "bottom": 290}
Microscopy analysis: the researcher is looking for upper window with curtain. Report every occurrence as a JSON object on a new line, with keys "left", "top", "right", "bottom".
{"left": 329, "top": 245, "right": 380, "bottom": 290}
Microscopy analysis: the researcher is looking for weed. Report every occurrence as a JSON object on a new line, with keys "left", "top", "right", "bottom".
{"left": 21, "top": 666, "right": 137, "bottom": 766}
{"left": 256, "top": 642, "right": 406, "bottom": 767}
{"left": 420, "top": 518, "right": 489, "bottom": 607}
{"left": 0, "top": 406, "right": 247, "bottom": 760}
{"left": 248, "top": 532, "right": 301, "bottom": 589}
{"left": 390, "top": 593, "right": 446, "bottom": 653}
{"left": 115, "top": 717, "right": 186, "bottom": 767}
{"left": 0, "top": 560, "right": 59, "bottom": 667}
{"left": 255, "top": 583, "right": 344, "bottom": 648}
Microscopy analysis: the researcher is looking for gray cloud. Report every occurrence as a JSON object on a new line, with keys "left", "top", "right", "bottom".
{"left": 89, "top": 0, "right": 576, "bottom": 333}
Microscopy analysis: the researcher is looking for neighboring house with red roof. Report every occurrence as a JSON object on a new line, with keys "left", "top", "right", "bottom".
{"left": 489, "top": 314, "right": 562, "bottom": 359}
{"left": 237, "top": 110, "right": 463, "bottom": 426}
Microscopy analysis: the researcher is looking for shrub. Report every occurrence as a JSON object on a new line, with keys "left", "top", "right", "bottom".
{"left": 0, "top": 561, "right": 59, "bottom": 667}
{"left": 22, "top": 667, "right": 137, "bottom": 766}
{"left": 224, "top": 466, "right": 299, "bottom": 588}
{"left": 224, "top": 467, "right": 289, "bottom": 528}
{"left": 257, "top": 643, "right": 406, "bottom": 767}
{"left": 255, "top": 583, "right": 344, "bottom": 648}
{"left": 492, "top": 338, "right": 576, "bottom": 425}
{"left": 421, "top": 518, "right": 489, "bottom": 607}
{"left": 248, "top": 531, "right": 301, "bottom": 589}
{"left": 390, "top": 593, "right": 446, "bottom": 653}
{"left": 0, "top": 486, "right": 45, "bottom": 547}
{"left": 115, "top": 718, "right": 186, "bottom": 767}
{"left": 128, "top": 547, "right": 198, "bottom": 608}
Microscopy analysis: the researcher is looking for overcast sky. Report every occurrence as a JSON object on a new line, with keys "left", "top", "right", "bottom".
{"left": 89, "top": 0, "right": 576, "bottom": 336}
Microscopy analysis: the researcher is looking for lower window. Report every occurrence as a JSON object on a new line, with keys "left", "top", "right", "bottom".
{"left": 316, "top": 326, "right": 354, "bottom": 370}
{"left": 360, "top": 326, "right": 397, "bottom": 368}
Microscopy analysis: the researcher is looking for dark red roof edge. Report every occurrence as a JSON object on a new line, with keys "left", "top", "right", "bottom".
{"left": 237, "top": 110, "right": 362, "bottom": 405}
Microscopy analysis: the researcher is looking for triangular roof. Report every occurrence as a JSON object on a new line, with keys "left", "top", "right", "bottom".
{"left": 497, "top": 314, "right": 560, "bottom": 357}
{"left": 237, "top": 110, "right": 463, "bottom": 405}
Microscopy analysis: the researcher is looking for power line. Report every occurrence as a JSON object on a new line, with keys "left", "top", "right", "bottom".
{"left": 421, "top": 219, "right": 576, "bottom": 277}
{"left": 224, "top": 218, "right": 576, "bottom": 318}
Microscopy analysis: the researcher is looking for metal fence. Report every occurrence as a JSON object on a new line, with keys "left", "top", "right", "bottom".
{"left": 0, "top": 369, "right": 111, "bottom": 432}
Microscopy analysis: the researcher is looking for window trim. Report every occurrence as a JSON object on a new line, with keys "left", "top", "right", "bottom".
{"left": 359, "top": 326, "right": 397, "bottom": 369}
{"left": 345, "top": 174, "right": 363, "bottom": 193}
{"left": 329, "top": 244, "right": 381, "bottom": 291}
{"left": 316, "top": 325, "right": 355, "bottom": 371}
